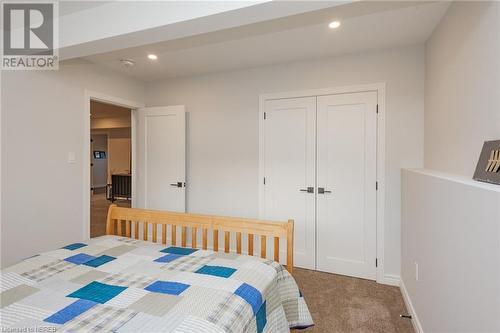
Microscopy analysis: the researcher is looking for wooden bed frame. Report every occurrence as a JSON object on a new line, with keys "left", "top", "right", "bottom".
{"left": 105, "top": 205, "right": 295, "bottom": 273}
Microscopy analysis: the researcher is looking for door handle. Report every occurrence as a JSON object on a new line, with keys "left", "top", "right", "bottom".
{"left": 318, "top": 187, "right": 332, "bottom": 194}
{"left": 299, "top": 187, "right": 314, "bottom": 193}
{"left": 170, "top": 182, "right": 183, "bottom": 188}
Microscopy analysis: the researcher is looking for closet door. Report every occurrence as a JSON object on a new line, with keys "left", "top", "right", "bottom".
{"left": 262, "top": 97, "right": 316, "bottom": 269}
{"left": 316, "top": 92, "right": 377, "bottom": 280}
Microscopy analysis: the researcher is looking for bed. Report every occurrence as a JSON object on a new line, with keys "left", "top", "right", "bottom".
{"left": 0, "top": 205, "right": 313, "bottom": 332}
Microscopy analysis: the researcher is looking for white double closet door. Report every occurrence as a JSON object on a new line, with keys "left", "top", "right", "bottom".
{"left": 262, "top": 91, "right": 377, "bottom": 280}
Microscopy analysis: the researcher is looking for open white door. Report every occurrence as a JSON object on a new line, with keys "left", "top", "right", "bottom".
{"left": 136, "top": 106, "right": 186, "bottom": 212}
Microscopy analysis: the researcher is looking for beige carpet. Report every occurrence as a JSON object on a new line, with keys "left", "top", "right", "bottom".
{"left": 91, "top": 193, "right": 413, "bottom": 332}
{"left": 90, "top": 192, "right": 130, "bottom": 237}
{"left": 293, "top": 268, "right": 414, "bottom": 333}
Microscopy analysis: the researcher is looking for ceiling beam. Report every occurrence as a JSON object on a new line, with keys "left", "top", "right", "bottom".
{"left": 59, "top": 1, "right": 352, "bottom": 60}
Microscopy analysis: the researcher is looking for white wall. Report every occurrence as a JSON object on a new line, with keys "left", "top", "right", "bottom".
{"left": 401, "top": 2, "right": 500, "bottom": 331}
{"left": 1, "top": 62, "right": 145, "bottom": 267}
{"left": 146, "top": 45, "right": 425, "bottom": 278}
{"left": 401, "top": 169, "right": 500, "bottom": 332}
{"left": 425, "top": 1, "right": 500, "bottom": 177}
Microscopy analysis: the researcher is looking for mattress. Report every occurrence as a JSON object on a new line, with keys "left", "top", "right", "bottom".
{"left": 0, "top": 235, "right": 313, "bottom": 332}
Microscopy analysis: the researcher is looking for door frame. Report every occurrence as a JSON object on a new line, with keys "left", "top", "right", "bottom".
{"left": 84, "top": 90, "right": 145, "bottom": 239}
{"left": 258, "top": 83, "right": 388, "bottom": 285}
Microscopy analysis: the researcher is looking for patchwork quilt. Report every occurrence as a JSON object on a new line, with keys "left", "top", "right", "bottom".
{"left": 0, "top": 235, "right": 313, "bottom": 332}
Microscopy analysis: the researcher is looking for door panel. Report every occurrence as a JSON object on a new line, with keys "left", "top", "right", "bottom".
{"left": 263, "top": 97, "right": 316, "bottom": 269}
{"left": 137, "top": 106, "right": 185, "bottom": 212}
{"left": 316, "top": 92, "right": 377, "bottom": 280}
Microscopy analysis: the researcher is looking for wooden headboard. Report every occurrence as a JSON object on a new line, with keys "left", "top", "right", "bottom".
{"left": 105, "top": 205, "right": 294, "bottom": 273}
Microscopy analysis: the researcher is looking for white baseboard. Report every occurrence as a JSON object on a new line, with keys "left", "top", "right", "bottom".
{"left": 400, "top": 278, "right": 423, "bottom": 333}
{"left": 381, "top": 274, "right": 400, "bottom": 286}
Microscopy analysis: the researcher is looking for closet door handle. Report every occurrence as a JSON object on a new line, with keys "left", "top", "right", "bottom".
{"left": 318, "top": 187, "right": 332, "bottom": 194}
{"left": 299, "top": 187, "right": 314, "bottom": 193}
{"left": 170, "top": 182, "right": 183, "bottom": 188}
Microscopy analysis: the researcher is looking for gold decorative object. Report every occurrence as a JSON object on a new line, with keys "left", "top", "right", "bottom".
{"left": 485, "top": 149, "right": 500, "bottom": 173}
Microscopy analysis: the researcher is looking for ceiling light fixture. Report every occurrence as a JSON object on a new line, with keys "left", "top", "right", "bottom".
{"left": 120, "top": 59, "right": 135, "bottom": 67}
{"left": 328, "top": 21, "right": 341, "bottom": 29}
{"left": 147, "top": 54, "right": 158, "bottom": 60}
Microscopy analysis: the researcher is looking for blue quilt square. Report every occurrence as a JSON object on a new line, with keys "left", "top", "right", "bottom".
{"left": 64, "top": 253, "right": 96, "bottom": 265}
{"left": 63, "top": 243, "right": 87, "bottom": 250}
{"left": 44, "top": 299, "right": 97, "bottom": 324}
{"left": 154, "top": 254, "right": 183, "bottom": 263}
{"left": 235, "top": 283, "right": 263, "bottom": 314}
{"left": 195, "top": 265, "right": 236, "bottom": 278}
{"left": 83, "top": 255, "right": 116, "bottom": 268}
{"left": 145, "top": 281, "right": 190, "bottom": 295}
{"left": 256, "top": 301, "right": 267, "bottom": 333}
{"left": 67, "top": 281, "right": 126, "bottom": 304}
{"left": 160, "top": 246, "right": 198, "bottom": 255}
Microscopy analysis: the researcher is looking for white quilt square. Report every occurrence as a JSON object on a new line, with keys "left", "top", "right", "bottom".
{"left": 19, "top": 288, "right": 74, "bottom": 312}
{"left": 172, "top": 286, "right": 230, "bottom": 319}
{"left": 37, "top": 278, "right": 81, "bottom": 295}
{"left": 105, "top": 287, "right": 149, "bottom": 308}
{"left": 241, "top": 260, "right": 276, "bottom": 281}
{"left": 0, "top": 303, "right": 52, "bottom": 327}
{"left": 39, "top": 248, "right": 74, "bottom": 260}
{"left": 173, "top": 315, "right": 225, "bottom": 333}
{"left": 120, "top": 260, "right": 165, "bottom": 277}
{"left": 72, "top": 244, "right": 108, "bottom": 255}
{"left": 0, "top": 272, "right": 35, "bottom": 292}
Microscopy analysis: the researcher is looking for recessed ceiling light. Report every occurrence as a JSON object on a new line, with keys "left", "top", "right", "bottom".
{"left": 328, "top": 21, "right": 341, "bottom": 29}
{"left": 147, "top": 54, "right": 158, "bottom": 60}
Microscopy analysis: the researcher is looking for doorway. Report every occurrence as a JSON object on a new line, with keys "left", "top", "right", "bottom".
{"left": 90, "top": 100, "right": 133, "bottom": 237}
{"left": 84, "top": 91, "right": 187, "bottom": 240}
{"left": 259, "top": 84, "right": 386, "bottom": 282}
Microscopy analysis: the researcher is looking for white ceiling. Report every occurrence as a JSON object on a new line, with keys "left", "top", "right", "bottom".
{"left": 81, "top": 1, "right": 450, "bottom": 82}
{"left": 59, "top": 1, "right": 111, "bottom": 16}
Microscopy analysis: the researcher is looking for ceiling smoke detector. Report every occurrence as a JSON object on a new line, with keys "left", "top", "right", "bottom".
{"left": 120, "top": 59, "right": 135, "bottom": 67}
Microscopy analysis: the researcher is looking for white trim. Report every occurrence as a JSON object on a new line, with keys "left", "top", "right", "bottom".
{"left": 405, "top": 168, "right": 500, "bottom": 193}
{"left": 381, "top": 274, "right": 400, "bottom": 286}
{"left": 259, "top": 83, "right": 387, "bottom": 101}
{"left": 131, "top": 110, "right": 138, "bottom": 208}
{"left": 258, "top": 96, "right": 266, "bottom": 218}
{"left": 84, "top": 90, "right": 144, "bottom": 240}
{"left": 258, "top": 83, "right": 387, "bottom": 283}
{"left": 375, "top": 83, "right": 386, "bottom": 284}
{"left": 400, "top": 278, "right": 424, "bottom": 333}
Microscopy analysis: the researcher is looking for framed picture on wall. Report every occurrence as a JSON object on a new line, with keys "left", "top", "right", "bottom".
{"left": 473, "top": 140, "right": 500, "bottom": 185}
{"left": 93, "top": 151, "right": 107, "bottom": 159}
